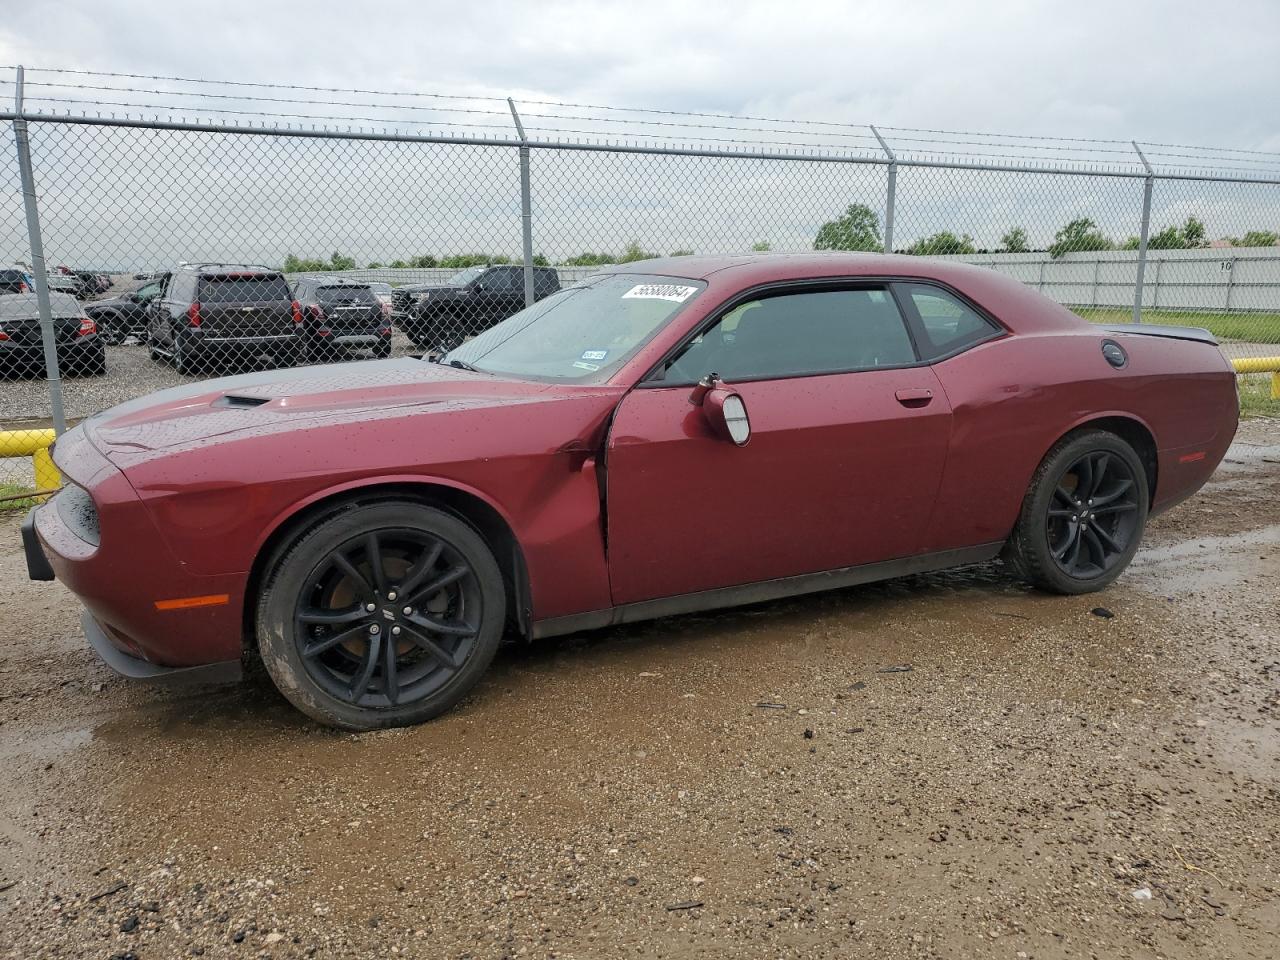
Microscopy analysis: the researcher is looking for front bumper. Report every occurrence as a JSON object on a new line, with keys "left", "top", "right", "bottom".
{"left": 22, "top": 507, "right": 54, "bottom": 580}
{"left": 81, "top": 609, "right": 241, "bottom": 685}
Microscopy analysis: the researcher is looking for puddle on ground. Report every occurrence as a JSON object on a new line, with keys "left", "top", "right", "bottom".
{"left": 1129, "top": 523, "right": 1280, "bottom": 594}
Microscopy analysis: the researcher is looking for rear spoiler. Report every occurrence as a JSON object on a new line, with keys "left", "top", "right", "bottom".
{"left": 1103, "top": 324, "right": 1218, "bottom": 346}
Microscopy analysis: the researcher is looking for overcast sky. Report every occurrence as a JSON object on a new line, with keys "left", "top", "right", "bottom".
{"left": 2, "top": 0, "right": 1278, "bottom": 150}
{"left": 2, "top": 0, "right": 1278, "bottom": 269}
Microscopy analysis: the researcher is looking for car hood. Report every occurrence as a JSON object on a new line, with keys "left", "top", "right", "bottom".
{"left": 83, "top": 295, "right": 132, "bottom": 311}
{"left": 84, "top": 358, "right": 601, "bottom": 466}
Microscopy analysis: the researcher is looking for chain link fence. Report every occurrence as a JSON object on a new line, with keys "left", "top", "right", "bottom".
{"left": 3, "top": 66, "right": 1280, "bottom": 497}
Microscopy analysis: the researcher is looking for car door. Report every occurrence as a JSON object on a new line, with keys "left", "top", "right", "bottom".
{"left": 605, "top": 284, "right": 954, "bottom": 606}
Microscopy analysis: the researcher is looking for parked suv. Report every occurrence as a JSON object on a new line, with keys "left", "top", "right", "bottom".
{"left": 84, "top": 274, "right": 168, "bottom": 344}
{"left": 392, "top": 265, "right": 560, "bottom": 351}
{"left": 146, "top": 264, "right": 303, "bottom": 374}
{"left": 292, "top": 277, "right": 392, "bottom": 362}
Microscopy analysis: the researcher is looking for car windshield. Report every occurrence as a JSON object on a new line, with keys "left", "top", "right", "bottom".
{"left": 448, "top": 266, "right": 487, "bottom": 285}
{"left": 442, "top": 273, "right": 705, "bottom": 382}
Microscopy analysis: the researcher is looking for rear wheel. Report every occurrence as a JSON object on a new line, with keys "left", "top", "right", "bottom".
{"left": 1007, "top": 430, "right": 1148, "bottom": 594}
{"left": 255, "top": 501, "right": 506, "bottom": 730}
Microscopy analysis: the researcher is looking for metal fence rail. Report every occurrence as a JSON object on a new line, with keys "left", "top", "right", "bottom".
{"left": 3, "top": 64, "right": 1280, "bottom": 493}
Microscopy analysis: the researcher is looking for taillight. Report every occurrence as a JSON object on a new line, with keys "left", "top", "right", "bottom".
{"left": 291, "top": 300, "right": 304, "bottom": 325}
{"left": 187, "top": 302, "right": 202, "bottom": 327}
{"left": 308, "top": 303, "right": 325, "bottom": 320}
{"left": 378, "top": 326, "right": 392, "bottom": 337}
{"left": 77, "top": 316, "right": 97, "bottom": 337}
{"left": 0, "top": 324, "right": 8, "bottom": 342}
{"left": 17, "top": 281, "right": 28, "bottom": 293}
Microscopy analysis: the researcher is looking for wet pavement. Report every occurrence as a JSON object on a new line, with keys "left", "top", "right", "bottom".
{"left": 1, "top": 420, "right": 1278, "bottom": 959}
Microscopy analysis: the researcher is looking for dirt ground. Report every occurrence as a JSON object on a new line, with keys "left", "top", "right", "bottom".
{"left": 2, "top": 422, "right": 1278, "bottom": 960}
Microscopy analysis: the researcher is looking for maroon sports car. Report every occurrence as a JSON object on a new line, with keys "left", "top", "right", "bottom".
{"left": 24, "top": 254, "right": 1239, "bottom": 729}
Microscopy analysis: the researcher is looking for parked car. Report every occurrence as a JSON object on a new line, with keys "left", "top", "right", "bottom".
{"left": 43, "top": 272, "right": 82, "bottom": 298}
{"left": 24, "top": 254, "right": 1238, "bottom": 730}
{"left": 83, "top": 275, "right": 168, "bottom": 344}
{"left": 0, "top": 266, "right": 34, "bottom": 295}
{"left": 145, "top": 263, "right": 303, "bottom": 374}
{"left": 0, "top": 291, "right": 105, "bottom": 377}
{"left": 392, "top": 264, "right": 560, "bottom": 351}
{"left": 367, "top": 281, "right": 393, "bottom": 309}
{"left": 292, "top": 278, "right": 392, "bottom": 362}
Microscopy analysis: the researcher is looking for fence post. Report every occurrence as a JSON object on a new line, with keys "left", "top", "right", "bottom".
{"left": 870, "top": 126, "right": 896, "bottom": 253}
{"left": 12, "top": 66, "right": 68, "bottom": 435}
{"left": 507, "top": 98, "right": 536, "bottom": 309}
{"left": 1131, "top": 141, "right": 1154, "bottom": 324}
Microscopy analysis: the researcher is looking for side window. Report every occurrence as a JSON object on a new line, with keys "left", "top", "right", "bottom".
{"left": 664, "top": 287, "right": 917, "bottom": 384}
{"left": 898, "top": 283, "right": 1000, "bottom": 360}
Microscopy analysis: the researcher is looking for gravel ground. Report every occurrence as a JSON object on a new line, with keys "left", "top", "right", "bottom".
{"left": 0, "top": 421, "right": 1278, "bottom": 959}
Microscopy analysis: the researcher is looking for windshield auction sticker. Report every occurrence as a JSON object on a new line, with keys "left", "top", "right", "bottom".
{"left": 622, "top": 283, "right": 698, "bottom": 303}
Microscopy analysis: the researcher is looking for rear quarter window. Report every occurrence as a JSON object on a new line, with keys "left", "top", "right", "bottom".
{"left": 897, "top": 283, "right": 1001, "bottom": 360}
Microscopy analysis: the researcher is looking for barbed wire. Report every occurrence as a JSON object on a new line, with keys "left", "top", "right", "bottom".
{"left": 5, "top": 66, "right": 1279, "bottom": 172}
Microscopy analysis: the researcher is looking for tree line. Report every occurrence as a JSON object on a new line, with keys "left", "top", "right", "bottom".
{"left": 811, "top": 204, "right": 1280, "bottom": 257}
{"left": 281, "top": 215, "right": 1279, "bottom": 275}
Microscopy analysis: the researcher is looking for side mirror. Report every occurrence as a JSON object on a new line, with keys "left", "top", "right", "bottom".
{"left": 692, "top": 374, "right": 751, "bottom": 446}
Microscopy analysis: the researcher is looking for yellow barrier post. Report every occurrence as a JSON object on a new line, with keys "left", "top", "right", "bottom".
{"left": 0, "top": 428, "right": 60, "bottom": 492}
{"left": 1230, "top": 357, "right": 1280, "bottom": 400}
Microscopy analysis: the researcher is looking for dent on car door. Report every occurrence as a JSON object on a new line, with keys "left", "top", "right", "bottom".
{"left": 605, "top": 285, "right": 954, "bottom": 606}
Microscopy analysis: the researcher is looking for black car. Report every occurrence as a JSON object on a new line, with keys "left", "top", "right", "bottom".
{"left": 0, "top": 291, "right": 105, "bottom": 378}
{"left": 84, "top": 274, "right": 168, "bottom": 344}
{"left": 146, "top": 264, "right": 304, "bottom": 374}
{"left": 392, "top": 264, "right": 560, "bottom": 351}
{"left": 292, "top": 278, "right": 392, "bottom": 362}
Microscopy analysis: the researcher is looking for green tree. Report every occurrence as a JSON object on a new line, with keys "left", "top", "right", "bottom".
{"left": 999, "top": 227, "right": 1029, "bottom": 253}
{"left": 389, "top": 259, "right": 408, "bottom": 269}
{"left": 668, "top": 249, "right": 694, "bottom": 257}
{"left": 366, "top": 261, "right": 383, "bottom": 269}
{"left": 408, "top": 254, "right": 439, "bottom": 269}
{"left": 813, "top": 203, "right": 882, "bottom": 252}
{"left": 1233, "top": 229, "right": 1280, "bottom": 247}
{"left": 617, "top": 241, "right": 659, "bottom": 263}
{"left": 1048, "top": 218, "right": 1113, "bottom": 258}
{"left": 532, "top": 254, "right": 550, "bottom": 266}
{"left": 329, "top": 251, "right": 356, "bottom": 271}
{"left": 751, "top": 240, "right": 772, "bottom": 252}
{"left": 561, "top": 252, "right": 616, "bottom": 266}
{"left": 906, "top": 231, "right": 977, "bottom": 256}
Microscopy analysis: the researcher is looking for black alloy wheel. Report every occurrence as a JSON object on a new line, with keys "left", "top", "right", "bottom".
{"left": 1046, "top": 450, "right": 1142, "bottom": 579}
{"left": 1007, "top": 430, "right": 1149, "bottom": 595}
{"left": 256, "top": 501, "right": 506, "bottom": 729}
{"left": 294, "top": 528, "right": 483, "bottom": 708}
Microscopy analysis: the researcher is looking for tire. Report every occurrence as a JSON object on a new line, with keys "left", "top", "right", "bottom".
{"left": 1007, "top": 430, "right": 1149, "bottom": 595}
{"left": 173, "top": 336, "right": 195, "bottom": 376}
{"left": 255, "top": 501, "right": 506, "bottom": 730}
{"left": 95, "top": 312, "right": 123, "bottom": 345}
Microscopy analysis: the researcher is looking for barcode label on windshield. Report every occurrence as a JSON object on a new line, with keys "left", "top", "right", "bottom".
{"left": 622, "top": 284, "right": 698, "bottom": 303}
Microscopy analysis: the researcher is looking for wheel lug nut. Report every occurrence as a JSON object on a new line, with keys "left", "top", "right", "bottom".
{"left": 403, "top": 606, "right": 413, "bottom": 615}
{"left": 365, "top": 603, "right": 376, "bottom": 612}
{"left": 369, "top": 624, "right": 380, "bottom": 635}
{"left": 1071, "top": 515, "right": 1078, "bottom": 522}
{"left": 388, "top": 591, "right": 398, "bottom": 601}
{"left": 392, "top": 626, "right": 401, "bottom": 636}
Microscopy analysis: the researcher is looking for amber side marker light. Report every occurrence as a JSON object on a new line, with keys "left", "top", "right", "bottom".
{"left": 154, "top": 594, "right": 230, "bottom": 611}
{"left": 1178, "top": 451, "right": 1207, "bottom": 464}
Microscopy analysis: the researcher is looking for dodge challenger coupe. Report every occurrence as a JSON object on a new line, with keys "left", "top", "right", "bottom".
{"left": 23, "top": 255, "right": 1239, "bottom": 730}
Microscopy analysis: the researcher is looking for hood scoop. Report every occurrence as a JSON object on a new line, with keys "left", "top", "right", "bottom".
{"left": 214, "top": 394, "right": 271, "bottom": 408}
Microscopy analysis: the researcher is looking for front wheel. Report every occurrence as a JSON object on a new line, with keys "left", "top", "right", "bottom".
{"left": 255, "top": 501, "right": 506, "bottom": 730}
{"left": 1006, "top": 430, "right": 1148, "bottom": 594}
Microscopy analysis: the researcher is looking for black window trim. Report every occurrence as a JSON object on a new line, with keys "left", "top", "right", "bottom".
{"left": 639, "top": 275, "right": 1008, "bottom": 388}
